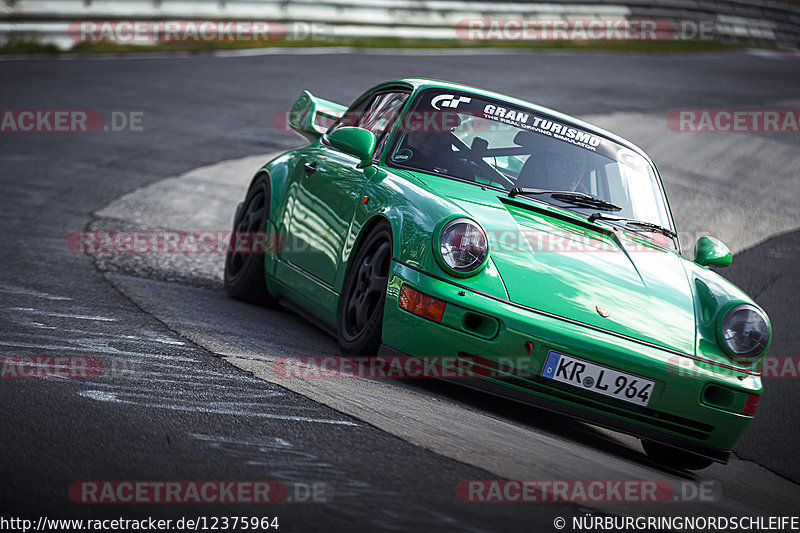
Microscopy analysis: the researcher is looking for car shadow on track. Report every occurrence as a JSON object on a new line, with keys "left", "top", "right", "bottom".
{"left": 385, "top": 376, "right": 699, "bottom": 480}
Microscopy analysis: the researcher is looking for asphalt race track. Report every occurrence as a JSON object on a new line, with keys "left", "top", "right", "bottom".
{"left": 1, "top": 50, "right": 799, "bottom": 531}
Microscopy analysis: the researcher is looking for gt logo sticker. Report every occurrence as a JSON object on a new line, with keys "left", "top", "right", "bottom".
{"left": 431, "top": 94, "right": 472, "bottom": 110}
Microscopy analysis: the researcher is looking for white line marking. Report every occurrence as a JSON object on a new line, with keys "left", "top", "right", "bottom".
{"left": 83, "top": 367, "right": 282, "bottom": 383}
{"left": 190, "top": 433, "right": 294, "bottom": 448}
{"left": 79, "top": 378, "right": 274, "bottom": 391}
{"left": 80, "top": 390, "right": 120, "bottom": 402}
{"left": 79, "top": 389, "right": 358, "bottom": 426}
{"left": 8, "top": 307, "right": 117, "bottom": 321}
{"left": 0, "top": 340, "right": 198, "bottom": 362}
{"left": 77, "top": 388, "right": 288, "bottom": 405}
{"left": 0, "top": 284, "right": 71, "bottom": 300}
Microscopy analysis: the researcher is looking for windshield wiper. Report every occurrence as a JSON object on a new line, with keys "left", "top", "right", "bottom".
{"left": 508, "top": 188, "right": 622, "bottom": 212}
{"left": 588, "top": 212, "right": 677, "bottom": 238}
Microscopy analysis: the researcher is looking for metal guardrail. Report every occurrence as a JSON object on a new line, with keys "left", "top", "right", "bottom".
{"left": 1, "top": 0, "right": 798, "bottom": 49}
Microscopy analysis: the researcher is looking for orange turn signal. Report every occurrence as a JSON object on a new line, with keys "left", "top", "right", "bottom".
{"left": 399, "top": 285, "right": 446, "bottom": 323}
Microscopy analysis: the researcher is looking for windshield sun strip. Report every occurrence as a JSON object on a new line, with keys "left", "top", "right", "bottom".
{"left": 383, "top": 89, "right": 676, "bottom": 242}
{"left": 385, "top": 89, "right": 636, "bottom": 176}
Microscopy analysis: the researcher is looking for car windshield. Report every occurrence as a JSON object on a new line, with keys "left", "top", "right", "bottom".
{"left": 388, "top": 89, "right": 674, "bottom": 235}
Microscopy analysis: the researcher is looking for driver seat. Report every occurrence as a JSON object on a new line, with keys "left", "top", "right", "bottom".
{"left": 515, "top": 152, "right": 551, "bottom": 190}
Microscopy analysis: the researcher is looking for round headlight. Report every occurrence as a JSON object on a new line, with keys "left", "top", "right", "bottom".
{"left": 437, "top": 218, "right": 489, "bottom": 276}
{"left": 719, "top": 304, "right": 770, "bottom": 358}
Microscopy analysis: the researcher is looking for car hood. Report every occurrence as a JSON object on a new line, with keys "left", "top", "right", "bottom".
{"left": 409, "top": 173, "right": 697, "bottom": 355}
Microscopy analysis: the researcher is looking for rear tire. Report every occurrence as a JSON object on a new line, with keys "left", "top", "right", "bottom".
{"left": 337, "top": 221, "right": 392, "bottom": 355}
{"left": 224, "top": 175, "right": 279, "bottom": 307}
{"left": 641, "top": 440, "right": 715, "bottom": 471}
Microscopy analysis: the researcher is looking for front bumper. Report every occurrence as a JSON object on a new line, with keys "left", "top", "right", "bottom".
{"left": 381, "top": 260, "right": 762, "bottom": 463}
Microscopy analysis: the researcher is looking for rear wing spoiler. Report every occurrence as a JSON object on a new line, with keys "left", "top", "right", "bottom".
{"left": 287, "top": 90, "right": 347, "bottom": 142}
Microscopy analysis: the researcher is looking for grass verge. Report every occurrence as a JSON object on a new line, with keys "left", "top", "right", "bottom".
{"left": 0, "top": 38, "right": 62, "bottom": 54}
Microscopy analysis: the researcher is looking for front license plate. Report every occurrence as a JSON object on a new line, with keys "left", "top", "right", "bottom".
{"left": 541, "top": 351, "right": 655, "bottom": 406}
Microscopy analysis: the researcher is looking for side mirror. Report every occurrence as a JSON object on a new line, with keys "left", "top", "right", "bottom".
{"left": 328, "top": 127, "right": 376, "bottom": 168}
{"left": 694, "top": 236, "right": 732, "bottom": 268}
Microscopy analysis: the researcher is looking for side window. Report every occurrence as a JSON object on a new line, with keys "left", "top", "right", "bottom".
{"left": 327, "top": 96, "right": 369, "bottom": 134}
{"left": 327, "top": 90, "right": 408, "bottom": 160}
{"left": 358, "top": 92, "right": 408, "bottom": 139}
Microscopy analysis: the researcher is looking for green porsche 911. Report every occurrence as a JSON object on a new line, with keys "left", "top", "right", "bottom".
{"left": 224, "top": 79, "right": 771, "bottom": 470}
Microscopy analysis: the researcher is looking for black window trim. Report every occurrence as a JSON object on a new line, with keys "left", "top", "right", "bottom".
{"left": 321, "top": 87, "right": 412, "bottom": 158}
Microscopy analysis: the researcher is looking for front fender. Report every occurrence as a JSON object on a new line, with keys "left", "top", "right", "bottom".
{"left": 336, "top": 167, "right": 508, "bottom": 300}
{"left": 684, "top": 258, "right": 771, "bottom": 375}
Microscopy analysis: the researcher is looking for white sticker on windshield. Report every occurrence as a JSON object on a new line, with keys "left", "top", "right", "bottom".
{"left": 481, "top": 102, "right": 601, "bottom": 152}
{"left": 616, "top": 148, "right": 648, "bottom": 170}
{"left": 431, "top": 94, "right": 472, "bottom": 110}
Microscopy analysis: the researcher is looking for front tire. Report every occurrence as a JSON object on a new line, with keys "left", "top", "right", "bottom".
{"left": 337, "top": 221, "right": 392, "bottom": 355}
{"left": 641, "top": 440, "right": 715, "bottom": 471}
{"left": 224, "top": 175, "right": 279, "bottom": 307}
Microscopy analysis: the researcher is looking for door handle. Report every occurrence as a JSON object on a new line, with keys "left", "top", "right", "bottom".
{"left": 303, "top": 162, "right": 317, "bottom": 174}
